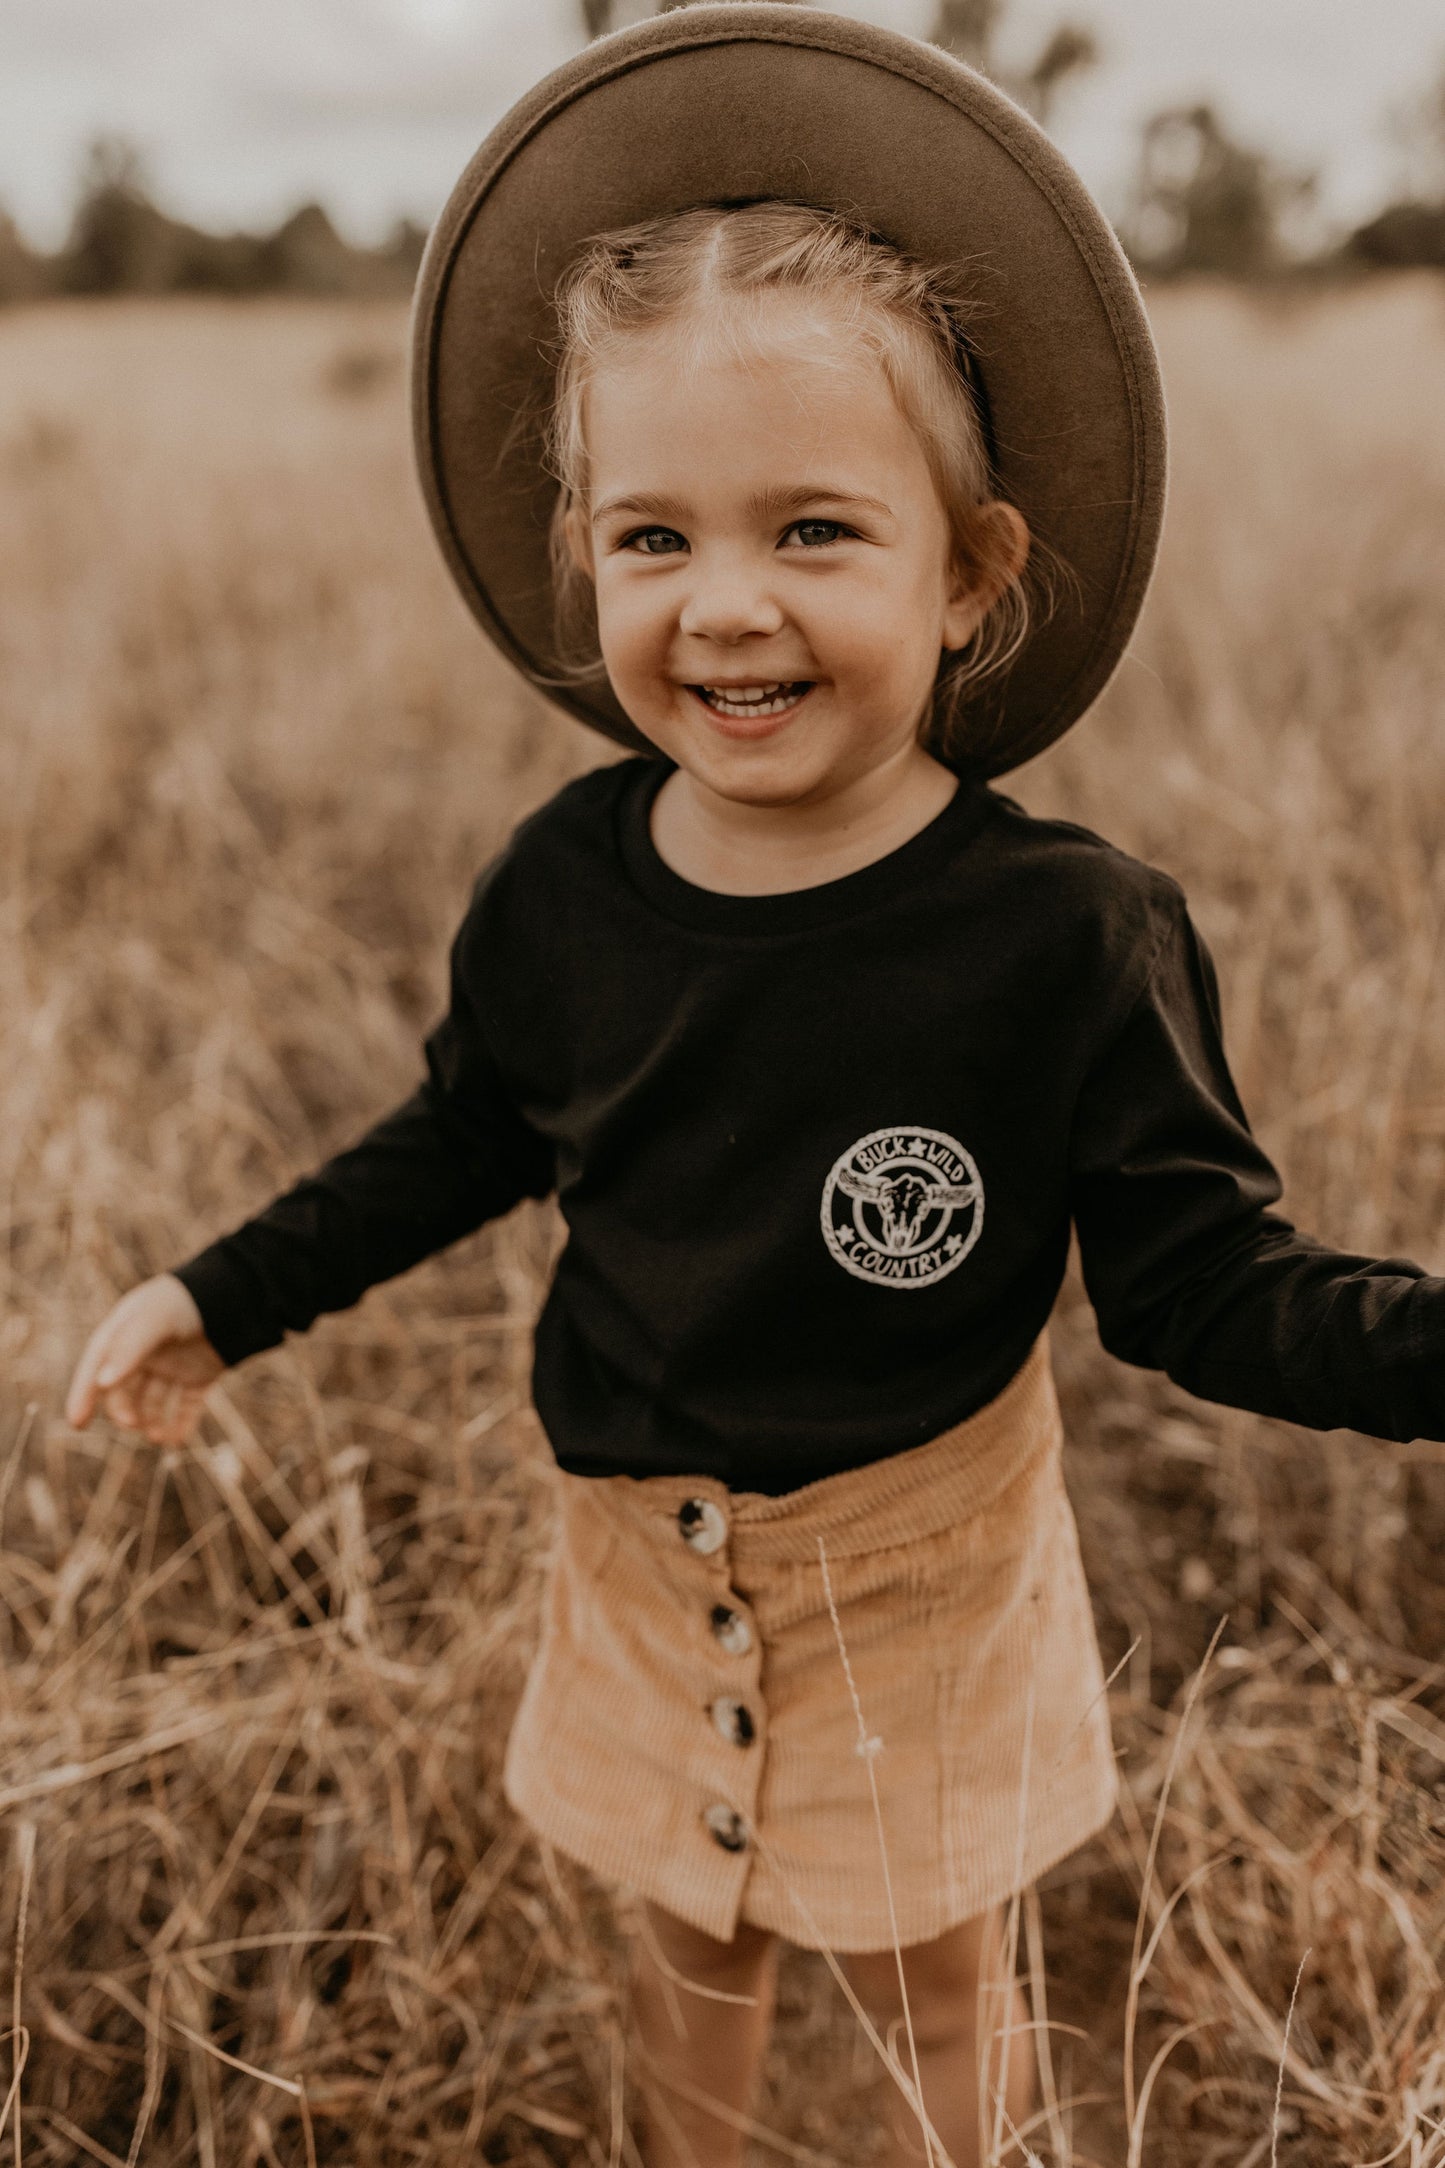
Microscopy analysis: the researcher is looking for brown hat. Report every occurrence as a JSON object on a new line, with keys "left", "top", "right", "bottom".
{"left": 411, "top": 3, "right": 1166, "bottom": 779}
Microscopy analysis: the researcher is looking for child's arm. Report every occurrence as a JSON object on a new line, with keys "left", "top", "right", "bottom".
{"left": 167, "top": 1062, "right": 552, "bottom": 1372}
{"left": 1069, "top": 891, "right": 1445, "bottom": 1441}
{"left": 66, "top": 868, "right": 554, "bottom": 1438}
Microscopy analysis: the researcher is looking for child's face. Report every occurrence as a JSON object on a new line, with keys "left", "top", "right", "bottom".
{"left": 570, "top": 294, "right": 1007, "bottom": 809}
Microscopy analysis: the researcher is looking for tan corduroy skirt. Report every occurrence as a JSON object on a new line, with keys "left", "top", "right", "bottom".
{"left": 503, "top": 1337, "right": 1117, "bottom": 1952}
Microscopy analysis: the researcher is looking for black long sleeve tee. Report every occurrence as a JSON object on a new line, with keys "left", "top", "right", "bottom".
{"left": 172, "top": 759, "right": 1445, "bottom": 1490}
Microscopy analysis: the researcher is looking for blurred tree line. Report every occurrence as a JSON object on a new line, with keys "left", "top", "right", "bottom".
{"left": 0, "top": 139, "right": 425, "bottom": 306}
{"left": 2, "top": 0, "right": 1442, "bottom": 306}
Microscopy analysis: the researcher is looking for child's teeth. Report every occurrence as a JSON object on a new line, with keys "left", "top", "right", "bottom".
{"left": 700, "top": 682, "right": 806, "bottom": 715}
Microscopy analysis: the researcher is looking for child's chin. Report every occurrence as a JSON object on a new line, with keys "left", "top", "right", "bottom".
{"left": 647, "top": 718, "right": 804, "bottom": 785}
{"left": 640, "top": 700, "right": 855, "bottom": 804}
{"left": 694, "top": 743, "right": 842, "bottom": 810}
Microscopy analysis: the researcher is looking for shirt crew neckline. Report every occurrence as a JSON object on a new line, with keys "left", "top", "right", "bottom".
{"left": 616, "top": 759, "right": 993, "bottom": 936}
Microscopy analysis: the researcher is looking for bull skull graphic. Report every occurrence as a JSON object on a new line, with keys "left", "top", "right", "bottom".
{"left": 836, "top": 1164, "right": 981, "bottom": 1252}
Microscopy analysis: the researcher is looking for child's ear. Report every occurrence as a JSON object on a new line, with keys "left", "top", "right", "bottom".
{"left": 562, "top": 499, "right": 595, "bottom": 579}
{"left": 941, "top": 502, "right": 1030, "bottom": 651}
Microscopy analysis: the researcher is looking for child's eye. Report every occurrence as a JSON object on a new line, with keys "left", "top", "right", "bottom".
{"left": 784, "top": 519, "right": 850, "bottom": 548}
{"left": 622, "top": 527, "right": 687, "bottom": 556}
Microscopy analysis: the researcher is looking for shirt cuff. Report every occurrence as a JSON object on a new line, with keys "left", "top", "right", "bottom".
{"left": 169, "top": 1244, "right": 288, "bottom": 1369}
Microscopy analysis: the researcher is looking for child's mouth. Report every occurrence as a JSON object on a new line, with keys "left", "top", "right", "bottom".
{"left": 689, "top": 681, "right": 814, "bottom": 729}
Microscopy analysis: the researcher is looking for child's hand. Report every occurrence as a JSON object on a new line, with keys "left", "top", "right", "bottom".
{"left": 65, "top": 1275, "right": 226, "bottom": 1447}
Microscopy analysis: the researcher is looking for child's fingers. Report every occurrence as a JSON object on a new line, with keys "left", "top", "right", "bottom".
{"left": 131, "top": 1370, "right": 165, "bottom": 1439}
{"left": 134, "top": 1376, "right": 207, "bottom": 1449}
{"left": 138, "top": 1378, "right": 177, "bottom": 1446}
{"left": 65, "top": 1313, "right": 126, "bottom": 1428}
{"left": 144, "top": 1375, "right": 200, "bottom": 1444}
{"left": 97, "top": 1309, "right": 175, "bottom": 1392}
{"left": 132, "top": 1375, "right": 170, "bottom": 1444}
{"left": 155, "top": 1387, "right": 205, "bottom": 1450}
{"left": 135, "top": 1374, "right": 172, "bottom": 1433}
{"left": 66, "top": 1279, "right": 205, "bottom": 1431}
{"left": 100, "top": 1379, "right": 144, "bottom": 1432}
{"left": 96, "top": 1368, "right": 208, "bottom": 1446}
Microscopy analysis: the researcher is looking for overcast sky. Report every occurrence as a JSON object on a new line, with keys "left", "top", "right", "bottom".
{"left": 3, "top": 0, "right": 1441, "bottom": 250}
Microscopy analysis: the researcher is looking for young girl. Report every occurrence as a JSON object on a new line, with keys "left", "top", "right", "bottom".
{"left": 64, "top": 9, "right": 1445, "bottom": 2165}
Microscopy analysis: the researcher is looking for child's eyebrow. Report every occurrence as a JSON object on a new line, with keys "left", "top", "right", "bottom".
{"left": 592, "top": 491, "right": 689, "bottom": 525}
{"left": 751, "top": 483, "right": 894, "bottom": 520}
{"left": 592, "top": 483, "right": 894, "bottom": 524}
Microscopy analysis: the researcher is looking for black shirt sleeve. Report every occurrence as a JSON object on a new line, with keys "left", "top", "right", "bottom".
{"left": 171, "top": 877, "right": 555, "bottom": 1367}
{"left": 1069, "top": 890, "right": 1445, "bottom": 1441}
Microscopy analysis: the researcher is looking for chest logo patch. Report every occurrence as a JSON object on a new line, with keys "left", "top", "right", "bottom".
{"left": 821, "top": 1126, "right": 984, "bottom": 1289}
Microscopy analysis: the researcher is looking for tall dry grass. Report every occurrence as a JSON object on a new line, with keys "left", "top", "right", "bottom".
{"left": 2, "top": 278, "right": 1444, "bottom": 2166}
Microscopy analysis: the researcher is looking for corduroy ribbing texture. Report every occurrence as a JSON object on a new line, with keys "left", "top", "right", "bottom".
{"left": 504, "top": 1337, "right": 1118, "bottom": 1950}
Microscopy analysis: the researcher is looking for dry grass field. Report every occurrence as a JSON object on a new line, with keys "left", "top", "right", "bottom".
{"left": 3, "top": 276, "right": 1445, "bottom": 2167}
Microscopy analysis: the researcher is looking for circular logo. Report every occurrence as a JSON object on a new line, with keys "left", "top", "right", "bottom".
{"left": 821, "top": 1126, "right": 984, "bottom": 1289}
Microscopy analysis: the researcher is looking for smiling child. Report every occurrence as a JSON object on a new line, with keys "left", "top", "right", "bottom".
{"left": 65, "top": 12, "right": 1445, "bottom": 2167}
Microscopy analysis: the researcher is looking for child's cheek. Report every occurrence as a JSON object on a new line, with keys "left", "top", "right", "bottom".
{"left": 593, "top": 576, "right": 643, "bottom": 668}
{"left": 825, "top": 597, "right": 909, "bottom": 697}
{"left": 597, "top": 581, "right": 672, "bottom": 711}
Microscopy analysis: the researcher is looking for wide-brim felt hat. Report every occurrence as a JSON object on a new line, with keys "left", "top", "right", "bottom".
{"left": 411, "top": 3, "right": 1166, "bottom": 779}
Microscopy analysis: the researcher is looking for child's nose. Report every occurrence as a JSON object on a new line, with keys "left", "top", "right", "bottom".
{"left": 677, "top": 560, "right": 786, "bottom": 645}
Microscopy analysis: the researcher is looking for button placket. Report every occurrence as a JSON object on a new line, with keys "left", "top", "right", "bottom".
{"left": 673, "top": 1496, "right": 765, "bottom": 1867}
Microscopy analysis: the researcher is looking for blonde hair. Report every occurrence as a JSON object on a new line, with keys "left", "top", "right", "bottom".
{"left": 543, "top": 200, "right": 1040, "bottom": 768}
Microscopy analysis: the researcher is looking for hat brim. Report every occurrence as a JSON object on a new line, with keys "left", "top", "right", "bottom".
{"left": 411, "top": 3, "right": 1166, "bottom": 779}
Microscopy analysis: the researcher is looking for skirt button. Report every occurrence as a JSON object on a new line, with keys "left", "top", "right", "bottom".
{"left": 678, "top": 1498, "right": 727, "bottom": 1555}
{"left": 709, "top": 1697, "right": 755, "bottom": 1748}
{"left": 709, "top": 1602, "right": 753, "bottom": 1656}
{"left": 703, "top": 1804, "right": 748, "bottom": 1853}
